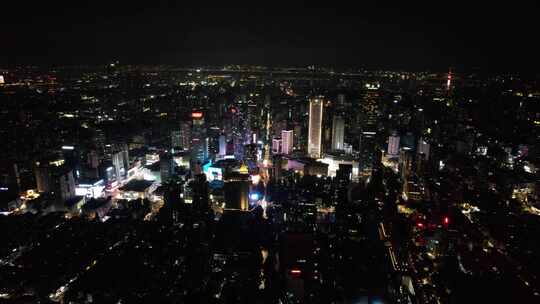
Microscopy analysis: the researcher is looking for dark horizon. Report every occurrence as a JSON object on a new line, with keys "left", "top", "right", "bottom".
{"left": 2, "top": 2, "right": 539, "bottom": 73}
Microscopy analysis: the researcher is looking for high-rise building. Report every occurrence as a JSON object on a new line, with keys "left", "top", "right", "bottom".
{"left": 35, "top": 159, "right": 76, "bottom": 203}
{"left": 98, "top": 161, "right": 116, "bottom": 187}
{"left": 0, "top": 160, "right": 20, "bottom": 199}
{"left": 388, "top": 133, "right": 400, "bottom": 156}
{"left": 61, "top": 146, "right": 81, "bottom": 178}
{"left": 112, "top": 147, "right": 129, "bottom": 181}
{"left": 160, "top": 153, "right": 175, "bottom": 182}
{"left": 218, "top": 134, "right": 227, "bottom": 157}
{"left": 179, "top": 122, "right": 192, "bottom": 151}
{"left": 191, "top": 111, "right": 208, "bottom": 166}
{"left": 361, "top": 83, "right": 380, "bottom": 130}
{"left": 272, "top": 155, "right": 284, "bottom": 182}
{"left": 308, "top": 97, "right": 324, "bottom": 158}
{"left": 233, "top": 136, "right": 244, "bottom": 160}
{"left": 446, "top": 69, "right": 452, "bottom": 91}
{"left": 399, "top": 149, "right": 414, "bottom": 181}
{"left": 331, "top": 115, "right": 345, "bottom": 151}
{"left": 324, "top": 126, "right": 332, "bottom": 149}
{"left": 343, "top": 143, "right": 353, "bottom": 155}
{"left": 272, "top": 138, "right": 282, "bottom": 154}
{"left": 243, "top": 143, "right": 258, "bottom": 164}
{"left": 224, "top": 172, "right": 250, "bottom": 211}
{"left": 87, "top": 150, "right": 99, "bottom": 169}
{"left": 271, "top": 121, "right": 285, "bottom": 139}
{"left": 94, "top": 129, "right": 107, "bottom": 153}
{"left": 281, "top": 130, "right": 293, "bottom": 155}
{"left": 402, "top": 132, "right": 415, "bottom": 151}
{"left": 171, "top": 130, "right": 182, "bottom": 150}
{"left": 359, "top": 131, "right": 377, "bottom": 176}
{"left": 417, "top": 137, "right": 430, "bottom": 159}
{"left": 336, "top": 163, "right": 353, "bottom": 182}
{"left": 190, "top": 173, "right": 210, "bottom": 214}
{"left": 337, "top": 93, "right": 346, "bottom": 109}
{"left": 206, "top": 127, "right": 221, "bottom": 158}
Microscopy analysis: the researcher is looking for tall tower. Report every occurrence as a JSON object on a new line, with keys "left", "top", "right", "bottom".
{"left": 171, "top": 130, "right": 182, "bottom": 150}
{"left": 361, "top": 83, "right": 380, "bottom": 131}
{"left": 191, "top": 111, "right": 208, "bottom": 167}
{"left": 281, "top": 130, "right": 294, "bottom": 155}
{"left": 179, "top": 122, "right": 191, "bottom": 151}
{"left": 446, "top": 68, "right": 452, "bottom": 91}
{"left": 388, "top": 133, "right": 400, "bottom": 156}
{"left": 218, "top": 134, "right": 227, "bottom": 157}
{"left": 308, "top": 97, "right": 324, "bottom": 158}
{"left": 112, "top": 146, "right": 129, "bottom": 181}
{"left": 331, "top": 115, "right": 345, "bottom": 151}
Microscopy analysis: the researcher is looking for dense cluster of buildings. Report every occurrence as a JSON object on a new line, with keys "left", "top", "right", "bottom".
{"left": 0, "top": 64, "right": 539, "bottom": 303}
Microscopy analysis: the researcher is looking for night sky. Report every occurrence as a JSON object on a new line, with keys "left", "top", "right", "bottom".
{"left": 2, "top": 1, "right": 539, "bottom": 71}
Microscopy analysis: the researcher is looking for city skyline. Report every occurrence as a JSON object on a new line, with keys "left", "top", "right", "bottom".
{"left": 1, "top": 62, "right": 539, "bottom": 303}
{"left": 0, "top": 3, "right": 539, "bottom": 303}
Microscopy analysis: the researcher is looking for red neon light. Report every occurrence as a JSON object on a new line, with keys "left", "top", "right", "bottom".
{"left": 417, "top": 222, "right": 424, "bottom": 228}
{"left": 290, "top": 269, "right": 301, "bottom": 275}
{"left": 443, "top": 217, "right": 449, "bottom": 225}
{"left": 192, "top": 112, "right": 203, "bottom": 118}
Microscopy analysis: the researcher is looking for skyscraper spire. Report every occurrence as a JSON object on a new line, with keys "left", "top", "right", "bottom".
{"left": 446, "top": 68, "right": 452, "bottom": 91}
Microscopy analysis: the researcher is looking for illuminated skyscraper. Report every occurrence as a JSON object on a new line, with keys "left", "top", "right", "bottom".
{"left": 191, "top": 111, "right": 208, "bottom": 166}
{"left": 281, "top": 130, "right": 293, "bottom": 155}
{"left": 218, "top": 134, "right": 227, "bottom": 157}
{"left": 272, "top": 138, "right": 282, "bottom": 154}
{"left": 178, "top": 122, "right": 192, "bottom": 151}
{"left": 112, "top": 146, "right": 129, "bottom": 181}
{"left": 206, "top": 127, "right": 220, "bottom": 158}
{"left": 446, "top": 69, "right": 452, "bottom": 91}
{"left": 331, "top": 115, "right": 345, "bottom": 151}
{"left": 171, "top": 130, "right": 182, "bottom": 150}
{"left": 361, "top": 83, "right": 380, "bottom": 130}
{"left": 34, "top": 159, "right": 75, "bottom": 203}
{"left": 388, "top": 133, "right": 400, "bottom": 156}
{"left": 308, "top": 97, "right": 324, "bottom": 158}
